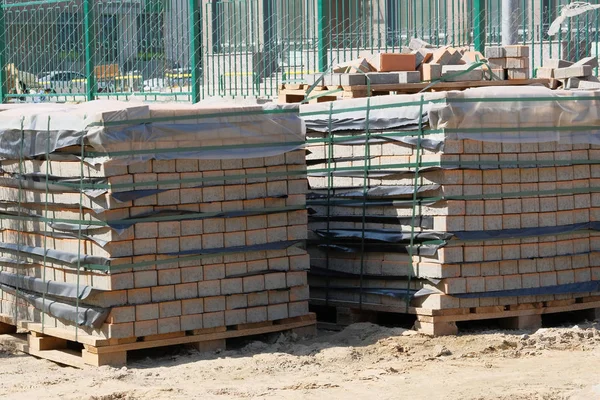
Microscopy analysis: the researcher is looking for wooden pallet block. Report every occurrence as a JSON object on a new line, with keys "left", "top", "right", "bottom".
{"left": 415, "top": 296, "right": 600, "bottom": 336}
{"left": 11, "top": 313, "right": 317, "bottom": 368}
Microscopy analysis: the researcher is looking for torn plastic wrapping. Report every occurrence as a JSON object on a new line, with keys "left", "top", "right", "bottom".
{"left": 300, "top": 92, "right": 440, "bottom": 133}
{"left": 0, "top": 283, "right": 108, "bottom": 328}
{"left": 0, "top": 101, "right": 305, "bottom": 164}
{"left": 314, "top": 228, "right": 452, "bottom": 242}
{"left": 308, "top": 184, "right": 441, "bottom": 199}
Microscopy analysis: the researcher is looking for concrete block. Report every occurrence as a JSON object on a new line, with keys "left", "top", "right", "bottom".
{"left": 573, "top": 56, "right": 599, "bottom": 69}
{"left": 180, "top": 314, "right": 203, "bottom": 331}
{"left": 248, "top": 291, "right": 269, "bottom": 307}
{"left": 544, "top": 59, "right": 573, "bottom": 69}
{"left": 504, "top": 45, "right": 529, "bottom": 58}
{"left": 127, "top": 288, "right": 151, "bottom": 305}
{"left": 409, "top": 37, "right": 434, "bottom": 50}
{"left": 221, "top": 278, "right": 243, "bottom": 295}
{"left": 204, "top": 296, "right": 226, "bottom": 312}
{"left": 135, "top": 320, "right": 158, "bottom": 337}
{"left": 441, "top": 65, "right": 483, "bottom": 81}
{"left": 554, "top": 65, "right": 593, "bottom": 79}
{"left": 203, "top": 311, "right": 225, "bottom": 328}
{"left": 267, "top": 303, "right": 289, "bottom": 320}
{"left": 507, "top": 68, "right": 530, "bottom": 79}
{"left": 159, "top": 301, "right": 182, "bottom": 318}
{"left": 182, "top": 298, "right": 203, "bottom": 315}
{"left": 420, "top": 63, "right": 441, "bottom": 81}
{"left": 136, "top": 304, "right": 159, "bottom": 321}
{"left": 485, "top": 46, "right": 505, "bottom": 58}
{"left": 152, "top": 285, "right": 175, "bottom": 302}
{"left": 288, "top": 301, "right": 309, "bottom": 318}
{"left": 246, "top": 306, "right": 268, "bottom": 323}
{"left": 505, "top": 57, "right": 529, "bottom": 69}
{"left": 333, "top": 57, "right": 372, "bottom": 74}
{"left": 536, "top": 67, "right": 554, "bottom": 78}
{"left": 198, "top": 280, "right": 221, "bottom": 297}
{"left": 225, "top": 309, "right": 247, "bottom": 325}
{"left": 487, "top": 57, "right": 506, "bottom": 69}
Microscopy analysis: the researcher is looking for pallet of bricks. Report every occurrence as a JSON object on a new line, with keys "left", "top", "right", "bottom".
{"left": 0, "top": 101, "right": 314, "bottom": 367}
{"left": 301, "top": 85, "right": 600, "bottom": 335}
{"left": 278, "top": 40, "right": 548, "bottom": 103}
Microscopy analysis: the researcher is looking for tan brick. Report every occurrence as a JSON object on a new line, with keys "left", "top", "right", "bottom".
{"left": 134, "top": 270, "right": 157, "bottom": 288}
{"left": 246, "top": 306, "right": 268, "bottom": 323}
{"left": 158, "top": 269, "right": 181, "bottom": 286}
{"left": 158, "top": 316, "right": 181, "bottom": 334}
{"left": 152, "top": 285, "right": 175, "bottom": 302}
{"left": 248, "top": 291, "right": 269, "bottom": 306}
{"left": 136, "top": 303, "right": 159, "bottom": 321}
{"left": 288, "top": 301, "right": 309, "bottom": 318}
{"left": 204, "top": 264, "right": 225, "bottom": 280}
{"left": 267, "top": 304, "right": 288, "bottom": 320}
{"left": 181, "top": 266, "right": 203, "bottom": 283}
{"left": 175, "top": 282, "right": 198, "bottom": 300}
{"left": 108, "top": 306, "right": 136, "bottom": 324}
{"left": 539, "top": 272, "right": 558, "bottom": 286}
{"left": 204, "top": 296, "right": 226, "bottom": 312}
{"left": 265, "top": 272, "right": 287, "bottom": 290}
{"left": 127, "top": 288, "right": 151, "bottom": 305}
{"left": 289, "top": 285, "right": 309, "bottom": 302}
{"left": 135, "top": 320, "right": 158, "bottom": 337}
{"left": 485, "top": 276, "right": 503, "bottom": 292}
{"left": 203, "top": 311, "right": 225, "bottom": 329}
{"left": 180, "top": 314, "right": 203, "bottom": 331}
{"left": 198, "top": 280, "right": 221, "bottom": 296}
{"left": 221, "top": 278, "right": 243, "bottom": 295}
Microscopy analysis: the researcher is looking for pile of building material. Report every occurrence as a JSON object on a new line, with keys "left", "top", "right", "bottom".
{"left": 303, "top": 38, "right": 496, "bottom": 87}
{"left": 301, "top": 86, "right": 599, "bottom": 335}
{"left": 537, "top": 57, "right": 600, "bottom": 89}
{"left": 0, "top": 101, "right": 313, "bottom": 365}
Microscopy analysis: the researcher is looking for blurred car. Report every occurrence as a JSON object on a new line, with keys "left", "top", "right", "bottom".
{"left": 37, "top": 71, "right": 86, "bottom": 93}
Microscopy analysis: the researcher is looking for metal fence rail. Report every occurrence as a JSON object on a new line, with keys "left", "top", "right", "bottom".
{"left": 0, "top": 0, "right": 598, "bottom": 103}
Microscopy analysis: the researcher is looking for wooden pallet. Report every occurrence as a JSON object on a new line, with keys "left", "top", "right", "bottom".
{"left": 278, "top": 78, "right": 553, "bottom": 104}
{"left": 311, "top": 296, "right": 600, "bottom": 336}
{"left": 0, "top": 313, "right": 316, "bottom": 367}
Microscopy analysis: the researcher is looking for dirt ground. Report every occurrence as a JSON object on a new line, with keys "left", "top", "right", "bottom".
{"left": 0, "top": 321, "right": 599, "bottom": 400}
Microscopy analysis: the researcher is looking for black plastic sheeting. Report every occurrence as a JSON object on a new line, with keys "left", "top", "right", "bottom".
{"left": 307, "top": 213, "right": 434, "bottom": 229}
{"left": 0, "top": 283, "right": 109, "bottom": 328}
{"left": 308, "top": 184, "right": 441, "bottom": 199}
{"left": 453, "top": 281, "right": 600, "bottom": 299}
{"left": 314, "top": 242, "right": 443, "bottom": 257}
{"left": 309, "top": 285, "right": 418, "bottom": 298}
{"left": 314, "top": 228, "right": 452, "bottom": 242}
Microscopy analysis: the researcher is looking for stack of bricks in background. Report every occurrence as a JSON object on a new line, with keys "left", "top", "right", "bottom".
{"left": 0, "top": 101, "right": 311, "bottom": 340}
{"left": 301, "top": 38, "right": 505, "bottom": 88}
{"left": 485, "top": 45, "right": 530, "bottom": 80}
{"left": 537, "top": 57, "right": 600, "bottom": 89}
{"left": 300, "top": 89, "right": 599, "bottom": 332}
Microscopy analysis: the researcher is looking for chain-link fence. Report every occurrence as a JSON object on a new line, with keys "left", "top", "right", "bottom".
{"left": 1, "top": 0, "right": 598, "bottom": 102}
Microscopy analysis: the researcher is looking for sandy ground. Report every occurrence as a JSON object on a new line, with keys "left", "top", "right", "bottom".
{"left": 0, "top": 322, "right": 599, "bottom": 400}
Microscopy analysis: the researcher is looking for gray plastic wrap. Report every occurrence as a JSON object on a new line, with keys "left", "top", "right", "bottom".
{"left": 301, "top": 86, "right": 600, "bottom": 145}
{"left": 0, "top": 283, "right": 108, "bottom": 328}
{"left": 431, "top": 86, "right": 600, "bottom": 144}
{"left": 0, "top": 101, "right": 305, "bottom": 164}
{"left": 0, "top": 270, "right": 94, "bottom": 300}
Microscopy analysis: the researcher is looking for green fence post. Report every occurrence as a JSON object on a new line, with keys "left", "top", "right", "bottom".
{"left": 83, "top": 0, "right": 96, "bottom": 101}
{"left": 317, "top": 0, "right": 327, "bottom": 72}
{"left": 0, "top": 3, "right": 6, "bottom": 104}
{"left": 473, "top": 0, "right": 486, "bottom": 52}
{"left": 189, "top": 0, "right": 201, "bottom": 104}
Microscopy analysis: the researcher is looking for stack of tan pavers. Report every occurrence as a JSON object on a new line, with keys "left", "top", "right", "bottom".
{"left": 302, "top": 86, "right": 600, "bottom": 335}
{"left": 0, "top": 101, "right": 314, "bottom": 365}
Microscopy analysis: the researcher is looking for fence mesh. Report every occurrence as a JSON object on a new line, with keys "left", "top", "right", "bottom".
{"left": 1, "top": 0, "right": 599, "bottom": 102}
